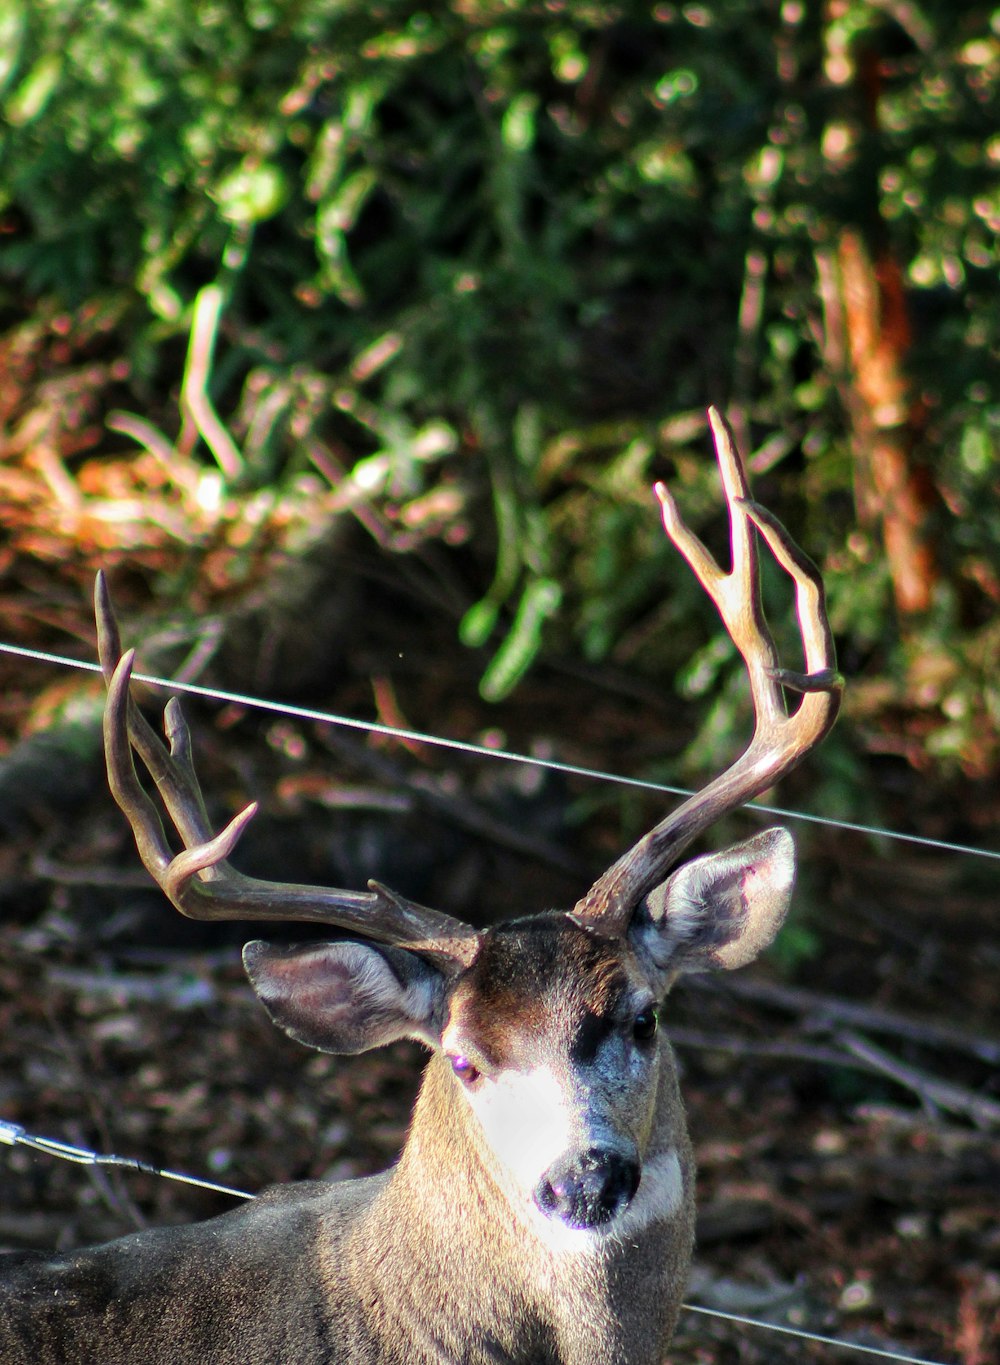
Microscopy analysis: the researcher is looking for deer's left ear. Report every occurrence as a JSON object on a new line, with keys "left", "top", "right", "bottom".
{"left": 630, "top": 827, "right": 795, "bottom": 977}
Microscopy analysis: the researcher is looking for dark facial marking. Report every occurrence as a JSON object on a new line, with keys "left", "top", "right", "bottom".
{"left": 449, "top": 914, "right": 630, "bottom": 1068}
{"left": 571, "top": 1010, "right": 611, "bottom": 1065}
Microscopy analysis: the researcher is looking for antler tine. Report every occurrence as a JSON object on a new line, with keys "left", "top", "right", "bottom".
{"left": 96, "top": 575, "right": 481, "bottom": 973}
{"left": 96, "top": 572, "right": 216, "bottom": 854}
{"left": 572, "top": 408, "right": 843, "bottom": 935}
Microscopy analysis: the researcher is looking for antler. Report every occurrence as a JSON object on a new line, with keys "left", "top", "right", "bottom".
{"left": 572, "top": 407, "right": 843, "bottom": 936}
{"left": 95, "top": 572, "right": 481, "bottom": 974}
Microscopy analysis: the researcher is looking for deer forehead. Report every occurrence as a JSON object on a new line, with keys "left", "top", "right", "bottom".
{"left": 443, "top": 914, "right": 649, "bottom": 1067}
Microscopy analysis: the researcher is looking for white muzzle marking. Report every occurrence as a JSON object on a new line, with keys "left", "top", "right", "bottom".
{"left": 466, "top": 1063, "right": 683, "bottom": 1254}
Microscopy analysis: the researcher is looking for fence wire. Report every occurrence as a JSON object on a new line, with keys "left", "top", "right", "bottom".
{"left": 1, "top": 639, "right": 998, "bottom": 865}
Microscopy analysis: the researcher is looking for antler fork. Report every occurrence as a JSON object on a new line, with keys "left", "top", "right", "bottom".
{"left": 571, "top": 407, "right": 843, "bottom": 935}
{"left": 95, "top": 573, "right": 481, "bottom": 973}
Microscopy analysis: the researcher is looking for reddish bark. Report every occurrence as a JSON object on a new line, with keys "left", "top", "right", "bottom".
{"left": 836, "top": 228, "right": 938, "bottom": 616}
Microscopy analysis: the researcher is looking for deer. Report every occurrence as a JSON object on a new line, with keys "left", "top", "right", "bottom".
{"left": 0, "top": 409, "right": 841, "bottom": 1364}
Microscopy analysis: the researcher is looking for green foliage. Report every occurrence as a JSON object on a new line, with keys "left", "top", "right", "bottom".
{"left": 769, "top": 918, "right": 822, "bottom": 978}
{"left": 1, "top": 0, "right": 997, "bottom": 777}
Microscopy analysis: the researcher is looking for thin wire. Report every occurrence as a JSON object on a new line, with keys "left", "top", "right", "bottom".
{"left": 1, "top": 1119, "right": 952, "bottom": 1365}
{"left": 0, "top": 1119, "right": 252, "bottom": 1201}
{"left": 3, "top": 640, "right": 998, "bottom": 865}
{"left": 681, "top": 1305, "right": 952, "bottom": 1365}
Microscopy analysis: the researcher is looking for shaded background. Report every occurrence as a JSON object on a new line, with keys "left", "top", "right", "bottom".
{"left": 0, "top": 3, "right": 998, "bottom": 1360}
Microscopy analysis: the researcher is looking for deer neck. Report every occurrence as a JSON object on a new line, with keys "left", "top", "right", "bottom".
{"left": 329, "top": 1047, "right": 696, "bottom": 1365}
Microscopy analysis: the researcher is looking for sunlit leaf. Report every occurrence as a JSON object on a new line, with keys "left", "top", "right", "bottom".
{"left": 212, "top": 162, "right": 288, "bottom": 225}
{"left": 5, "top": 51, "right": 61, "bottom": 125}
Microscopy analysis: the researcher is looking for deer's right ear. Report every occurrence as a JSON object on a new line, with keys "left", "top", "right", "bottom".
{"left": 243, "top": 940, "right": 447, "bottom": 1055}
{"left": 630, "top": 827, "right": 796, "bottom": 980}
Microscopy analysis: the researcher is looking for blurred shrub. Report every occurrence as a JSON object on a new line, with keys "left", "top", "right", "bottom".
{"left": 0, "top": 0, "right": 997, "bottom": 789}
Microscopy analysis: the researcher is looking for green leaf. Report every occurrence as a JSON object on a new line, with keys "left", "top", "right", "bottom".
{"left": 0, "top": 1, "right": 25, "bottom": 96}
{"left": 460, "top": 599, "right": 500, "bottom": 649}
{"left": 5, "top": 51, "right": 61, "bottom": 125}
{"left": 479, "top": 578, "right": 562, "bottom": 703}
{"left": 212, "top": 162, "right": 288, "bottom": 225}
{"left": 501, "top": 93, "right": 538, "bottom": 153}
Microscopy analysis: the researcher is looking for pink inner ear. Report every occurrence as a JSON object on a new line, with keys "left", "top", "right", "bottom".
{"left": 250, "top": 946, "right": 358, "bottom": 1019}
{"left": 244, "top": 938, "right": 444, "bottom": 1057}
{"left": 710, "top": 833, "right": 795, "bottom": 969}
{"left": 743, "top": 855, "right": 787, "bottom": 900}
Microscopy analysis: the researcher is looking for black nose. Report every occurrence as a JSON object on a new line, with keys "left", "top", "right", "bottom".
{"left": 534, "top": 1147, "right": 640, "bottom": 1229}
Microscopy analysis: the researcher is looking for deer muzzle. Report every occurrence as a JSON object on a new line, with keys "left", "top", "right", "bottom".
{"left": 533, "top": 1145, "right": 641, "bottom": 1229}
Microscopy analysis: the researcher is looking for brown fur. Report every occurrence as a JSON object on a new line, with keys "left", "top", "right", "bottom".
{"left": 449, "top": 915, "right": 632, "bottom": 1067}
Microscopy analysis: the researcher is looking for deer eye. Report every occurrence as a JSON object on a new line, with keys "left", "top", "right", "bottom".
{"left": 448, "top": 1054, "right": 481, "bottom": 1085}
{"left": 633, "top": 1007, "right": 658, "bottom": 1042}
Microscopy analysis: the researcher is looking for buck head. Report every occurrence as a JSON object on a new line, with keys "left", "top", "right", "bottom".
{"left": 240, "top": 826, "right": 793, "bottom": 1238}
{"left": 93, "top": 408, "right": 840, "bottom": 1249}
